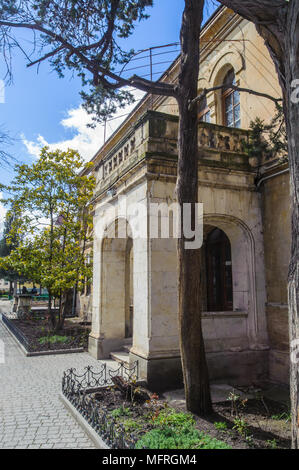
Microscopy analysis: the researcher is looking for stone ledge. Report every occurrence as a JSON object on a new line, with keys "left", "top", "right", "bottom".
{"left": 202, "top": 310, "right": 248, "bottom": 318}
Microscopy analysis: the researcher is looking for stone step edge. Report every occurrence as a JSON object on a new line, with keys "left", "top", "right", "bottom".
{"left": 110, "top": 351, "right": 130, "bottom": 365}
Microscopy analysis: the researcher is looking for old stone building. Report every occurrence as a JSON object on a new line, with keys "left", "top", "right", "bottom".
{"left": 80, "top": 6, "right": 290, "bottom": 390}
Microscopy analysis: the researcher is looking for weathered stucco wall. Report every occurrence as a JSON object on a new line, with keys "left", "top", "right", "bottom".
{"left": 156, "top": 15, "right": 281, "bottom": 132}
{"left": 89, "top": 158, "right": 270, "bottom": 389}
{"left": 261, "top": 171, "right": 291, "bottom": 383}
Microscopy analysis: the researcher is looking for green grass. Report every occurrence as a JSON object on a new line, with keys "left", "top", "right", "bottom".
{"left": 270, "top": 412, "right": 291, "bottom": 422}
{"left": 38, "top": 335, "right": 69, "bottom": 345}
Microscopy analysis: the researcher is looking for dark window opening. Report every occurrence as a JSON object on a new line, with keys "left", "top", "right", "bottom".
{"left": 206, "top": 228, "right": 233, "bottom": 311}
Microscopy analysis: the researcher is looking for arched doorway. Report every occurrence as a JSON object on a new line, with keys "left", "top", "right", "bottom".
{"left": 100, "top": 218, "right": 134, "bottom": 351}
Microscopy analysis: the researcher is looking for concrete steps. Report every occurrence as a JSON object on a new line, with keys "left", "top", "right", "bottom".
{"left": 110, "top": 351, "right": 130, "bottom": 366}
{"left": 110, "top": 339, "right": 132, "bottom": 366}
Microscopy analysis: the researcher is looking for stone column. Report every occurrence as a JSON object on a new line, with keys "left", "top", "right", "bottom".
{"left": 130, "top": 236, "right": 181, "bottom": 391}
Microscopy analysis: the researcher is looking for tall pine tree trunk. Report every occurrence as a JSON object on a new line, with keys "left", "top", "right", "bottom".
{"left": 176, "top": 0, "right": 212, "bottom": 416}
{"left": 285, "top": 1, "right": 299, "bottom": 449}
{"left": 219, "top": 0, "right": 299, "bottom": 447}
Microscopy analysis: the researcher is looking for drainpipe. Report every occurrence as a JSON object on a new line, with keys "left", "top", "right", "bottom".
{"left": 256, "top": 168, "right": 289, "bottom": 189}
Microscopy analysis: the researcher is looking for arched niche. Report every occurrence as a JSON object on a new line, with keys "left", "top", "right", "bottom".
{"left": 203, "top": 214, "right": 259, "bottom": 345}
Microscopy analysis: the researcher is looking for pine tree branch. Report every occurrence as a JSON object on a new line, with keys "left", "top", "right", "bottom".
{"left": 0, "top": 19, "right": 177, "bottom": 97}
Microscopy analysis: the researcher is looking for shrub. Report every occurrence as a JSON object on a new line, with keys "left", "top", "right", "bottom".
{"left": 111, "top": 406, "right": 132, "bottom": 418}
{"left": 214, "top": 421, "right": 228, "bottom": 431}
{"left": 136, "top": 408, "right": 230, "bottom": 449}
{"left": 135, "top": 426, "right": 231, "bottom": 449}
{"left": 152, "top": 409, "right": 195, "bottom": 428}
{"left": 122, "top": 418, "right": 143, "bottom": 432}
{"left": 232, "top": 418, "right": 248, "bottom": 437}
{"left": 266, "top": 439, "right": 278, "bottom": 449}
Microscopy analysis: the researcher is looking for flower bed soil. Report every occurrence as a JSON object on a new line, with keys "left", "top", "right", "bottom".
{"left": 91, "top": 386, "right": 291, "bottom": 449}
{"left": 10, "top": 317, "right": 90, "bottom": 352}
{"left": 192, "top": 397, "right": 291, "bottom": 449}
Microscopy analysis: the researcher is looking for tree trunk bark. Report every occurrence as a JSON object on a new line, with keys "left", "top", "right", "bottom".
{"left": 55, "top": 288, "right": 73, "bottom": 332}
{"left": 219, "top": 0, "right": 299, "bottom": 447}
{"left": 285, "top": 1, "right": 299, "bottom": 449}
{"left": 48, "top": 293, "right": 56, "bottom": 329}
{"left": 176, "top": 0, "right": 212, "bottom": 416}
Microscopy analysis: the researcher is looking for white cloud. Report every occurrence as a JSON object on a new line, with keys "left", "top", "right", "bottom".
{"left": 22, "top": 88, "right": 145, "bottom": 162}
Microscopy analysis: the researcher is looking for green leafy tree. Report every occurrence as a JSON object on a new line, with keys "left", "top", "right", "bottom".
{"left": 0, "top": 147, "right": 95, "bottom": 330}
{"left": 244, "top": 105, "right": 288, "bottom": 165}
{"left": 0, "top": 212, "right": 20, "bottom": 293}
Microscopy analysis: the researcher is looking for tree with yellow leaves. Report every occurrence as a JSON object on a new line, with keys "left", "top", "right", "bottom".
{"left": 0, "top": 147, "right": 95, "bottom": 331}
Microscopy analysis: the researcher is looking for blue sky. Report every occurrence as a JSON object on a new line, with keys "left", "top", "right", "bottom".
{"left": 0, "top": 0, "right": 219, "bottom": 229}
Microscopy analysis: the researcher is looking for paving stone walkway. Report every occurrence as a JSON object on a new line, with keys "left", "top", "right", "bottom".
{"left": 0, "top": 314, "right": 114, "bottom": 449}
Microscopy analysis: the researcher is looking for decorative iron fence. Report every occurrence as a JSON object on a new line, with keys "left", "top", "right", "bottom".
{"left": 2, "top": 313, "right": 31, "bottom": 351}
{"left": 62, "top": 361, "right": 140, "bottom": 449}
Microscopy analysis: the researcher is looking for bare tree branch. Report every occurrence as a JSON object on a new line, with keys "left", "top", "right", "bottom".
{"left": 0, "top": 127, "right": 16, "bottom": 167}
{"left": 190, "top": 84, "right": 282, "bottom": 110}
{"left": 27, "top": 46, "right": 65, "bottom": 68}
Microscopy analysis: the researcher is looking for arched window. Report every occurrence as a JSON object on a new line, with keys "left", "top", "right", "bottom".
{"left": 206, "top": 228, "right": 233, "bottom": 311}
{"left": 222, "top": 69, "right": 241, "bottom": 128}
{"left": 198, "top": 95, "right": 211, "bottom": 123}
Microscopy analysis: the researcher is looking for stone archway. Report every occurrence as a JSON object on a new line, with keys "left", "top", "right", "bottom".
{"left": 90, "top": 217, "right": 135, "bottom": 357}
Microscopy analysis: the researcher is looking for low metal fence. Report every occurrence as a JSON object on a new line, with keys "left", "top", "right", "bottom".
{"left": 62, "top": 361, "right": 140, "bottom": 449}
{"left": 1, "top": 314, "right": 31, "bottom": 351}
